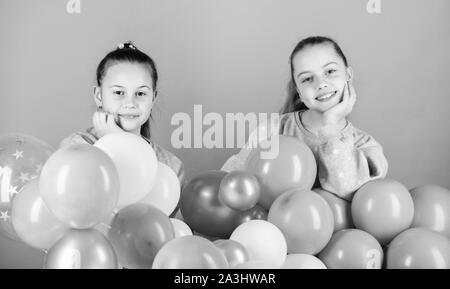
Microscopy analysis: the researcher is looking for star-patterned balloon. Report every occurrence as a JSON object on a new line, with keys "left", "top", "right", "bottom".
{"left": 0, "top": 133, "right": 54, "bottom": 241}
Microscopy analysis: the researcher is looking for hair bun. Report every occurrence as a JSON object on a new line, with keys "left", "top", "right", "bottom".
{"left": 117, "top": 41, "right": 137, "bottom": 50}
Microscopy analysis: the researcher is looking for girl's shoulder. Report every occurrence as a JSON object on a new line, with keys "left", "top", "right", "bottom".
{"left": 58, "top": 128, "right": 98, "bottom": 148}
{"left": 278, "top": 110, "right": 307, "bottom": 136}
{"left": 151, "top": 142, "right": 183, "bottom": 168}
{"left": 147, "top": 140, "right": 186, "bottom": 183}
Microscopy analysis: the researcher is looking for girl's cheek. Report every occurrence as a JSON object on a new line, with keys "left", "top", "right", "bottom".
{"left": 303, "top": 87, "right": 316, "bottom": 100}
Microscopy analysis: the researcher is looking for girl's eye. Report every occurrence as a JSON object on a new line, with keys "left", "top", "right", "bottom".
{"left": 302, "top": 77, "right": 313, "bottom": 83}
{"left": 327, "top": 69, "right": 337, "bottom": 75}
{"left": 114, "top": 91, "right": 125, "bottom": 96}
{"left": 136, "top": 91, "right": 147, "bottom": 97}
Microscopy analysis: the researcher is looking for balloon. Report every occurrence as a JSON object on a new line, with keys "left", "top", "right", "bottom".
{"left": 141, "top": 162, "right": 180, "bottom": 216}
{"left": 11, "top": 179, "right": 69, "bottom": 250}
{"left": 410, "top": 185, "right": 450, "bottom": 238}
{"left": 230, "top": 220, "right": 287, "bottom": 268}
{"left": 94, "top": 132, "right": 158, "bottom": 209}
{"left": 180, "top": 170, "right": 240, "bottom": 238}
{"left": 314, "top": 188, "right": 354, "bottom": 232}
{"left": 282, "top": 254, "right": 327, "bottom": 269}
{"left": 170, "top": 218, "right": 193, "bottom": 238}
{"left": 44, "top": 229, "right": 118, "bottom": 269}
{"left": 268, "top": 189, "right": 334, "bottom": 255}
{"left": 39, "top": 144, "right": 119, "bottom": 229}
{"left": 214, "top": 239, "right": 249, "bottom": 268}
{"left": 152, "top": 235, "right": 228, "bottom": 269}
{"left": 218, "top": 170, "right": 261, "bottom": 211}
{"left": 387, "top": 228, "right": 450, "bottom": 269}
{"left": 0, "top": 133, "right": 54, "bottom": 240}
{"left": 318, "top": 229, "right": 383, "bottom": 269}
{"left": 235, "top": 204, "right": 268, "bottom": 224}
{"left": 108, "top": 203, "right": 175, "bottom": 269}
{"left": 351, "top": 179, "right": 414, "bottom": 245}
{"left": 234, "top": 260, "right": 278, "bottom": 269}
{"left": 245, "top": 135, "right": 317, "bottom": 209}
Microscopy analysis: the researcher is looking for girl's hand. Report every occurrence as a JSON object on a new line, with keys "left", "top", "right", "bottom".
{"left": 93, "top": 110, "right": 123, "bottom": 138}
{"left": 322, "top": 81, "right": 357, "bottom": 125}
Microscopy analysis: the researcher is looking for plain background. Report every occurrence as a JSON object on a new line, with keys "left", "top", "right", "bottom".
{"left": 1, "top": 0, "right": 449, "bottom": 268}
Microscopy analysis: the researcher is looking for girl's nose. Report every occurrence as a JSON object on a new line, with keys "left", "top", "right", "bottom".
{"left": 123, "top": 95, "right": 137, "bottom": 108}
{"left": 317, "top": 81, "right": 329, "bottom": 90}
{"left": 122, "top": 102, "right": 137, "bottom": 109}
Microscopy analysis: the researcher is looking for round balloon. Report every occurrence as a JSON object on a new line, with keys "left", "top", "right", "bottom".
{"left": 351, "top": 179, "right": 414, "bottom": 245}
{"left": 44, "top": 229, "right": 118, "bottom": 269}
{"left": 235, "top": 204, "right": 268, "bottom": 225}
{"left": 218, "top": 170, "right": 261, "bottom": 211}
{"left": 108, "top": 203, "right": 175, "bottom": 269}
{"left": 94, "top": 132, "right": 158, "bottom": 209}
{"left": 314, "top": 188, "right": 354, "bottom": 232}
{"left": 39, "top": 144, "right": 119, "bottom": 229}
{"left": 387, "top": 228, "right": 450, "bottom": 269}
{"left": 410, "top": 185, "right": 450, "bottom": 238}
{"left": 318, "top": 229, "right": 383, "bottom": 269}
{"left": 214, "top": 239, "right": 249, "bottom": 268}
{"left": 268, "top": 189, "right": 334, "bottom": 255}
{"left": 180, "top": 170, "right": 240, "bottom": 238}
{"left": 230, "top": 220, "right": 287, "bottom": 268}
{"left": 170, "top": 218, "right": 193, "bottom": 238}
{"left": 245, "top": 135, "right": 317, "bottom": 209}
{"left": 11, "top": 179, "right": 69, "bottom": 251}
{"left": 141, "top": 162, "right": 180, "bottom": 216}
{"left": 0, "top": 133, "right": 54, "bottom": 240}
{"left": 152, "top": 235, "right": 228, "bottom": 269}
{"left": 282, "top": 254, "right": 327, "bottom": 269}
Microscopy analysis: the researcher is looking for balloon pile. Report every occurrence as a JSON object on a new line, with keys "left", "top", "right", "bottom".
{"left": 1, "top": 132, "right": 449, "bottom": 269}
{"left": 1, "top": 132, "right": 184, "bottom": 269}
{"left": 177, "top": 135, "right": 449, "bottom": 269}
{"left": 180, "top": 170, "right": 267, "bottom": 239}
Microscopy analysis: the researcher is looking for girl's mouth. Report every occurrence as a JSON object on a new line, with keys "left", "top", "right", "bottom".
{"left": 118, "top": 114, "right": 140, "bottom": 120}
{"left": 315, "top": 90, "right": 338, "bottom": 102}
{"left": 118, "top": 111, "right": 140, "bottom": 119}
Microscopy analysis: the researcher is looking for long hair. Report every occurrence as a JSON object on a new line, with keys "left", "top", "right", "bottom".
{"left": 96, "top": 41, "right": 158, "bottom": 139}
{"left": 280, "top": 36, "right": 348, "bottom": 114}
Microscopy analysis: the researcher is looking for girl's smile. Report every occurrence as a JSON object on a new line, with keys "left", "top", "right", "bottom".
{"left": 315, "top": 89, "right": 338, "bottom": 102}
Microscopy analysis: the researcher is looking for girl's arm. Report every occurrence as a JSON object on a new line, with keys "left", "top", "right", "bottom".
{"left": 221, "top": 147, "right": 252, "bottom": 172}
{"left": 316, "top": 127, "right": 388, "bottom": 200}
{"left": 221, "top": 118, "right": 281, "bottom": 172}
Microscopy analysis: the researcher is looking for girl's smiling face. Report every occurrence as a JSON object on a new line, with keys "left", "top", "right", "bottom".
{"left": 292, "top": 43, "right": 352, "bottom": 113}
{"left": 95, "top": 62, "right": 155, "bottom": 134}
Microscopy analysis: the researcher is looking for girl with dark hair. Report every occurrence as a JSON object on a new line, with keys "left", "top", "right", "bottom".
{"left": 60, "top": 41, "right": 186, "bottom": 195}
{"left": 223, "top": 36, "right": 388, "bottom": 201}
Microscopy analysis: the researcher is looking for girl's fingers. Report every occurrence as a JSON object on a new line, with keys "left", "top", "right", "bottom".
{"left": 106, "top": 113, "right": 117, "bottom": 127}
{"left": 348, "top": 83, "right": 357, "bottom": 107}
{"left": 340, "top": 82, "right": 349, "bottom": 105}
{"left": 95, "top": 112, "right": 108, "bottom": 128}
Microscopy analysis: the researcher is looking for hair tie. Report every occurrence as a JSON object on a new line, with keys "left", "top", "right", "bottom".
{"left": 118, "top": 41, "right": 137, "bottom": 50}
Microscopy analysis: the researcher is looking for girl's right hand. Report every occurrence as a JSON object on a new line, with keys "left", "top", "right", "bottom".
{"left": 92, "top": 110, "right": 124, "bottom": 138}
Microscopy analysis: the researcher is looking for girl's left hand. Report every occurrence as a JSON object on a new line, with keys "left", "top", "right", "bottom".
{"left": 322, "top": 81, "right": 357, "bottom": 125}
